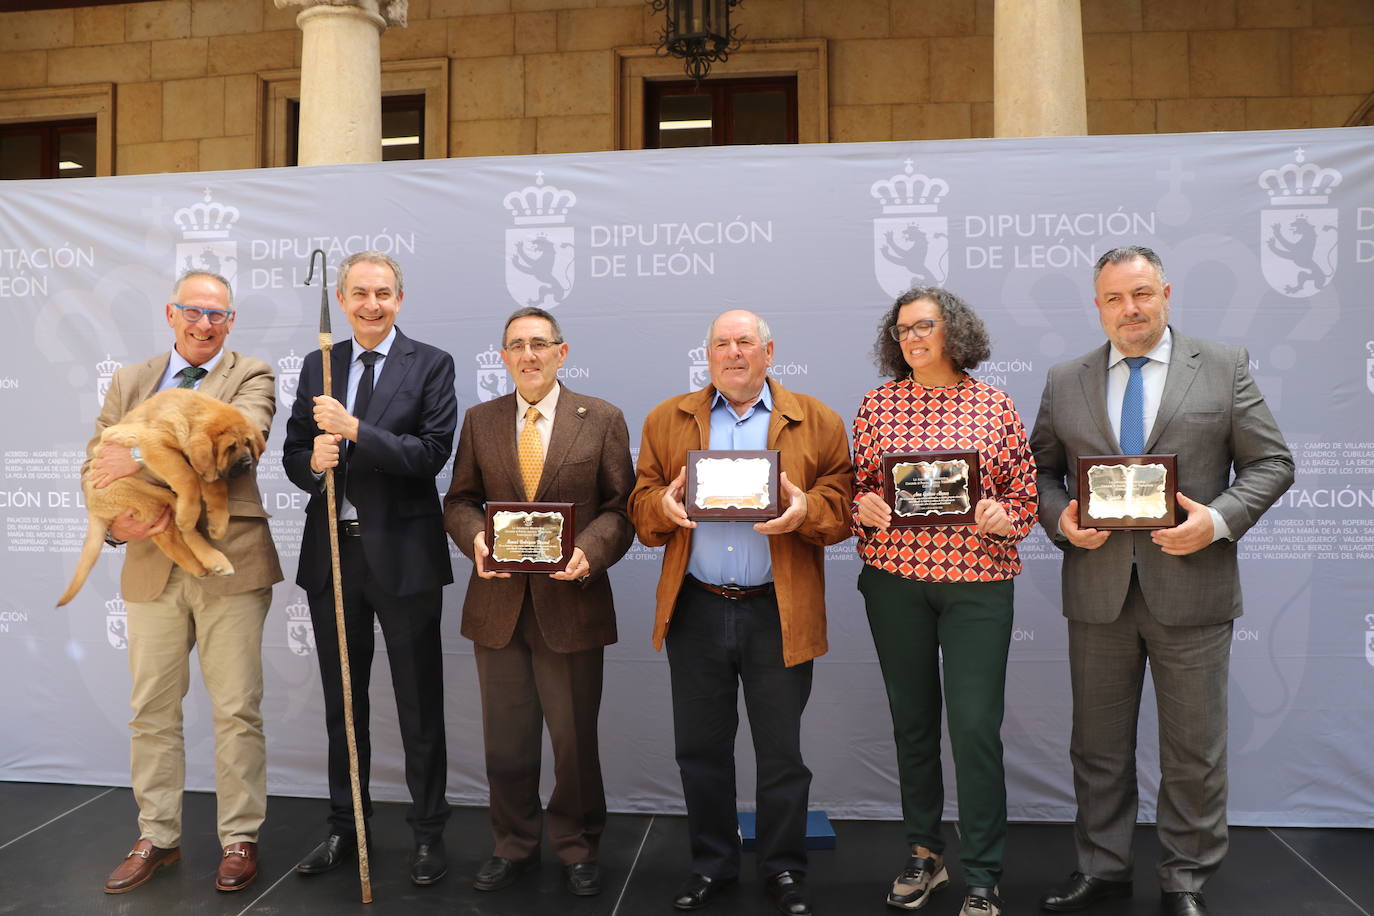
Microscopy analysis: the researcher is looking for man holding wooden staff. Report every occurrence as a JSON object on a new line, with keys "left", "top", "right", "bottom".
{"left": 283, "top": 250, "right": 457, "bottom": 886}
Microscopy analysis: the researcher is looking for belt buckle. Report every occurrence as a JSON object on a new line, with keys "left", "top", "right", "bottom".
{"left": 717, "top": 583, "right": 747, "bottom": 600}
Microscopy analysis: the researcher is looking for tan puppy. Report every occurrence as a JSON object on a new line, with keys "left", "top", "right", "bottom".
{"left": 57, "top": 388, "right": 265, "bottom": 606}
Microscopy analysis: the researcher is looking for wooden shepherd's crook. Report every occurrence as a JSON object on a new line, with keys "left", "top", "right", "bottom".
{"left": 306, "top": 249, "right": 372, "bottom": 904}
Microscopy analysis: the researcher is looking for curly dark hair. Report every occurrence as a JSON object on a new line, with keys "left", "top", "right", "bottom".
{"left": 872, "top": 286, "right": 991, "bottom": 379}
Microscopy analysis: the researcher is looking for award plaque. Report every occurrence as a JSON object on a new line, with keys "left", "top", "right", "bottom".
{"left": 882, "top": 450, "right": 982, "bottom": 527}
{"left": 1076, "top": 454, "right": 1178, "bottom": 529}
{"left": 485, "top": 501, "right": 576, "bottom": 572}
{"left": 685, "top": 449, "right": 781, "bottom": 521}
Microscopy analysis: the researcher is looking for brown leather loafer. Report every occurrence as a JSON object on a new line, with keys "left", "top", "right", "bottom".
{"left": 104, "top": 838, "right": 181, "bottom": 894}
{"left": 215, "top": 841, "right": 258, "bottom": 892}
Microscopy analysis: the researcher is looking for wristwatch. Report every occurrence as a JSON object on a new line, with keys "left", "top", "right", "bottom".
{"left": 130, "top": 445, "right": 145, "bottom": 468}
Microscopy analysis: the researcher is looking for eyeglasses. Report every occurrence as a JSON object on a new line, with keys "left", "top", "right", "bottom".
{"left": 888, "top": 319, "right": 942, "bottom": 342}
{"left": 503, "top": 337, "right": 563, "bottom": 354}
{"left": 171, "top": 303, "right": 234, "bottom": 325}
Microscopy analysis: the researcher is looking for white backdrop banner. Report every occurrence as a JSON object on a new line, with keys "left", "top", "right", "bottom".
{"left": 1, "top": 127, "right": 1371, "bottom": 827}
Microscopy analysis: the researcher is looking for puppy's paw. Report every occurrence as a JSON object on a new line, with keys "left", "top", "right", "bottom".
{"left": 208, "top": 519, "right": 228, "bottom": 539}
{"left": 202, "top": 551, "right": 234, "bottom": 577}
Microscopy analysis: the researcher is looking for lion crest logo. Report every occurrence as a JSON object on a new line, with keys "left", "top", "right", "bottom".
{"left": 106, "top": 594, "right": 128, "bottom": 650}
{"left": 173, "top": 188, "right": 239, "bottom": 287}
{"left": 1257, "top": 148, "right": 1340, "bottom": 299}
{"left": 503, "top": 172, "right": 576, "bottom": 309}
{"left": 871, "top": 160, "right": 950, "bottom": 296}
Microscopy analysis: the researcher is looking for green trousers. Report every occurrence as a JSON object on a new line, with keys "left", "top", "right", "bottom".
{"left": 858, "top": 564, "right": 1014, "bottom": 888}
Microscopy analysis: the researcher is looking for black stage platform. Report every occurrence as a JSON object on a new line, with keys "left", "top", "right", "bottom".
{"left": 1, "top": 782, "right": 1370, "bottom": 915}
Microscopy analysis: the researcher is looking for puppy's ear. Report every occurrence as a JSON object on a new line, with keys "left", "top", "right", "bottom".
{"left": 187, "top": 435, "right": 218, "bottom": 482}
{"left": 249, "top": 426, "right": 266, "bottom": 459}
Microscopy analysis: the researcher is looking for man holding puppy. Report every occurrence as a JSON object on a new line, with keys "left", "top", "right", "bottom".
{"left": 87, "top": 269, "right": 282, "bottom": 895}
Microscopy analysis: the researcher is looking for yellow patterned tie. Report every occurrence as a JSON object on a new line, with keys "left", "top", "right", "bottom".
{"left": 518, "top": 405, "right": 543, "bottom": 499}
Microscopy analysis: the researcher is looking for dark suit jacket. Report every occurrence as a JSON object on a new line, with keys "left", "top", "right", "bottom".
{"left": 283, "top": 328, "right": 457, "bottom": 597}
{"left": 1029, "top": 328, "right": 1293, "bottom": 625}
{"left": 88, "top": 349, "right": 283, "bottom": 602}
{"left": 443, "top": 386, "right": 635, "bottom": 653}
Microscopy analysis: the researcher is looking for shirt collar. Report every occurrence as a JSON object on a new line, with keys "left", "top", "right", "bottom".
{"left": 167, "top": 346, "right": 224, "bottom": 383}
{"left": 710, "top": 380, "right": 773, "bottom": 415}
{"left": 517, "top": 380, "right": 562, "bottom": 420}
{"left": 1108, "top": 326, "right": 1172, "bottom": 369}
{"left": 352, "top": 326, "right": 397, "bottom": 363}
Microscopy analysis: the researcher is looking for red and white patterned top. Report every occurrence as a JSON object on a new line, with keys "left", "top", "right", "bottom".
{"left": 851, "top": 375, "right": 1038, "bottom": 582}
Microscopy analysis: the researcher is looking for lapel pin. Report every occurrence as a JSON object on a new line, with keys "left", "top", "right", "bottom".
{"left": 577, "top": 406, "right": 587, "bottom": 416}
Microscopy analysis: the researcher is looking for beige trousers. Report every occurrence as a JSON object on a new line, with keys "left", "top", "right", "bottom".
{"left": 126, "top": 568, "right": 271, "bottom": 847}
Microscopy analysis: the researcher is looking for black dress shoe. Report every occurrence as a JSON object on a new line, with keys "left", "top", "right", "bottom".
{"left": 1040, "top": 871, "right": 1132, "bottom": 911}
{"left": 766, "top": 871, "right": 813, "bottom": 916}
{"left": 411, "top": 840, "right": 448, "bottom": 886}
{"left": 673, "top": 872, "right": 738, "bottom": 911}
{"left": 1162, "top": 891, "right": 1208, "bottom": 915}
{"left": 565, "top": 861, "right": 603, "bottom": 896}
{"left": 473, "top": 854, "right": 539, "bottom": 891}
{"left": 296, "top": 834, "right": 359, "bottom": 875}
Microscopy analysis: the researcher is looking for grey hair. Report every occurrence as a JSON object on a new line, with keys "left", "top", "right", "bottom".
{"left": 503, "top": 306, "right": 564, "bottom": 343}
{"left": 338, "top": 250, "right": 405, "bottom": 295}
{"left": 172, "top": 269, "right": 233, "bottom": 308}
{"left": 705, "top": 310, "right": 773, "bottom": 346}
{"left": 872, "top": 286, "right": 991, "bottom": 378}
{"left": 1093, "top": 245, "right": 1168, "bottom": 287}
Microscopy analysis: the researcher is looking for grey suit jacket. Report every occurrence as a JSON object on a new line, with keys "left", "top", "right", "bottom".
{"left": 1029, "top": 328, "right": 1293, "bottom": 625}
{"left": 443, "top": 386, "right": 635, "bottom": 653}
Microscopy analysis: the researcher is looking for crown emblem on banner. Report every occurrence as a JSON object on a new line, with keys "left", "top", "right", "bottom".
{"left": 173, "top": 188, "right": 241, "bottom": 239}
{"left": 105, "top": 594, "right": 125, "bottom": 615}
{"left": 278, "top": 349, "right": 304, "bottom": 374}
{"left": 96, "top": 354, "right": 121, "bottom": 376}
{"left": 503, "top": 172, "right": 577, "bottom": 226}
{"left": 1257, "top": 148, "right": 1342, "bottom": 206}
{"left": 687, "top": 344, "right": 708, "bottom": 363}
{"left": 871, "top": 160, "right": 949, "bottom": 214}
{"left": 476, "top": 345, "right": 504, "bottom": 370}
{"left": 285, "top": 596, "right": 310, "bottom": 621}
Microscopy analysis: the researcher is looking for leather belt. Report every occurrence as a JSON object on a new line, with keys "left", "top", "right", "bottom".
{"left": 338, "top": 520, "right": 362, "bottom": 537}
{"left": 687, "top": 574, "right": 774, "bottom": 601}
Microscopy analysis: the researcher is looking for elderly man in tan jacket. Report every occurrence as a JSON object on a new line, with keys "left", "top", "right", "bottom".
{"left": 85, "top": 269, "right": 282, "bottom": 896}
{"left": 629, "top": 309, "right": 851, "bottom": 916}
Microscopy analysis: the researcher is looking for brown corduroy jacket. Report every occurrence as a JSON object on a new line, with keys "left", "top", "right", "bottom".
{"left": 628, "top": 378, "right": 853, "bottom": 667}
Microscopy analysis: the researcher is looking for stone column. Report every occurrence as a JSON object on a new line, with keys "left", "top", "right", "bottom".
{"left": 275, "top": 0, "right": 407, "bottom": 166}
{"left": 993, "top": 0, "right": 1087, "bottom": 137}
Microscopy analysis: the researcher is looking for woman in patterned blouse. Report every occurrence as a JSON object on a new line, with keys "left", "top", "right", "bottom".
{"left": 852, "top": 286, "right": 1038, "bottom": 916}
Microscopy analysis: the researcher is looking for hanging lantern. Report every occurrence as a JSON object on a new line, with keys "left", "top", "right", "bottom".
{"left": 649, "top": 0, "right": 743, "bottom": 82}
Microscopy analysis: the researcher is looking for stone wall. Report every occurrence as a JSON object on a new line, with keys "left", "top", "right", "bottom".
{"left": 0, "top": 0, "right": 1370, "bottom": 175}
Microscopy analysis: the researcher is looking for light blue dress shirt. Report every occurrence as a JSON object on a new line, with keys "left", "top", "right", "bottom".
{"left": 686, "top": 385, "right": 774, "bottom": 587}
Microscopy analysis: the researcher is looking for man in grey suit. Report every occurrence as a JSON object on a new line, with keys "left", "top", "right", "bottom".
{"left": 1030, "top": 246, "right": 1292, "bottom": 916}
{"left": 444, "top": 306, "right": 635, "bottom": 898}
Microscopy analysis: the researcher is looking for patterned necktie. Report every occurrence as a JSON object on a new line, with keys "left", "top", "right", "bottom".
{"left": 178, "top": 366, "right": 207, "bottom": 389}
{"left": 1119, "top": 356, "right": 1150, "bottom": 454}
{"left": 518, "top": 406, "right": 544, "bottom": 500}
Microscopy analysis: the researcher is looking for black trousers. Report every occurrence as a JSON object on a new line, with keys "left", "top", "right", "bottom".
{"left": 665, "top": 582, "right": 813, "bottom": 880}
{"left": 307, "top": 535, "right": 451, "bottom": 843}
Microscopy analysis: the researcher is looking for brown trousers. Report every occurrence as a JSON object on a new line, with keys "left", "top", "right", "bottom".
{"left": 474, "top": 591, "right": 606, "bottom": 864}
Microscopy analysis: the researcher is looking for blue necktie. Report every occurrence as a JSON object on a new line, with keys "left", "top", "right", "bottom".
{"left": 1119, "top": 356, "right": 1150, "bottom": 454}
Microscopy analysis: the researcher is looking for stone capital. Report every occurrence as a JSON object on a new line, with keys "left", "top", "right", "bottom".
{"left": 274, "top": 0, "right": 407, "bottom": 29}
